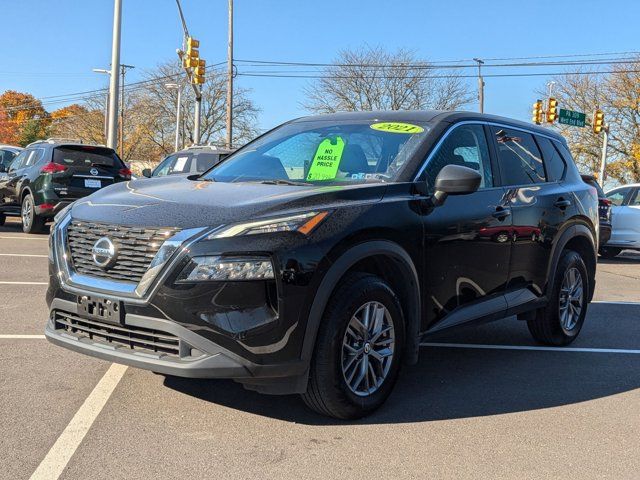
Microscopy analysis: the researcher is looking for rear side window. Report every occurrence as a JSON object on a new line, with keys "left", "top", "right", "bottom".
{"left": 536, "top": 137, "right": 566, "bottom": 181}
{"left": 53, "top": 146, "right": 123, "bottom": 169}
{"left": 195, "top": 153, "right": 221, "bottom": 172}
{"left": 491, "top": 127, "right": 545, "bottom": 185}
{"left": 629, "top": 189, "right": 640, "bottom": 206}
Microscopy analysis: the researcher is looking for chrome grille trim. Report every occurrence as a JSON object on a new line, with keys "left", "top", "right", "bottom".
{"left": 52, "top": 214, "right": 208, "bottom": 304}
{"left": 66, "top": 221, "right": 179, "bottom": 283}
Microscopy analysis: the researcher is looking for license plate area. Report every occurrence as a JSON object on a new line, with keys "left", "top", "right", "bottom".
{"left": 77, "top": 295, "right": 124, "bottom": 325}
{"left": 84, "top": 178, "right": 101, "bottom": 188}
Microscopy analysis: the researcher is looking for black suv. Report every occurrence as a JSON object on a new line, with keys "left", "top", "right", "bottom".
{"left": 0, "top": 138, "right": 130, "bottom": 233}
{"left": 46, "top": 112, "right": 599, "bottom": 419}
{"left": 141, "top": 145, "right": 234, "bottom": 178}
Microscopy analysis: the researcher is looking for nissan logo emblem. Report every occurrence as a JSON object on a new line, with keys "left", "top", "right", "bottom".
{"left": 90, "top": 168, "right": 99, "bottom": 176}
{"left": 91, "top": 237, "right": 117, "bottom": 269}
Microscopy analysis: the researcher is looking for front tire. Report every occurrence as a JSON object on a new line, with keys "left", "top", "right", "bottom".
{"left": 302, "top": 273, "right": 405, "bottom": 419}
{"left": 0, "top": 213, "right": 5, "bottom": 226}
{"left": 527, "top": 250, "right": 589, "bottom": 346}
{"left": 21, "top": 193, "right": 45, "bottom": 234}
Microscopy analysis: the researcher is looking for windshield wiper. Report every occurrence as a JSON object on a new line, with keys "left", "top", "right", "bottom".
{"left": 253, "top": 179, "right": 311, "bottom": 186}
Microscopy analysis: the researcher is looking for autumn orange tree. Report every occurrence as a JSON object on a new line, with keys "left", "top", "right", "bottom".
{"left": 0, "top": 90, "right": 50, "bottom": 146}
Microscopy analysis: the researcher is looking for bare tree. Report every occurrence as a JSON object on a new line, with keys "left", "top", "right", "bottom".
{"left": 537, "top": 60, "right": 640, "bottom": 184}
{"left": 302, "top": 46, "right": 473, "bottom": 114}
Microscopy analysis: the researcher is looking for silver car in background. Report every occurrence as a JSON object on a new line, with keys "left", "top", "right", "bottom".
{"left": 601, "top": 183, "right": 640, "bottom": 258}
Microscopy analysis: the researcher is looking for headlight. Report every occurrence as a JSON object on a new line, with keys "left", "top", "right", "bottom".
{"left": 207, "top": 211, "right": 329, "bottom": 239}
{"left": 53, "top": 203, "right": 73, "bottom": 224}
{"left": 177, "top": 256, "right": 274, "bottom": 282}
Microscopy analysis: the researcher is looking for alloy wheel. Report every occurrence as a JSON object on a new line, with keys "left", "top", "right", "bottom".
{"left": 559, "top": 267, "right": 584, "bottom": 331}
{"left": 22, "top": 197, "right": 32, "bottom": 229}
{"left": 341, "top": 301, "right": 395, "bottom": 397}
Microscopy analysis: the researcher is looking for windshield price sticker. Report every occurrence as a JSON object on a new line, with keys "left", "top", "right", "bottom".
{"left": 370, "top": 122, "right": 424, "bottom": 134}
{"left": 174, "top": 156, "right": 189, "bottom": 172}
{"left": 306, "top": 137, "right": 346, "bottom": 181}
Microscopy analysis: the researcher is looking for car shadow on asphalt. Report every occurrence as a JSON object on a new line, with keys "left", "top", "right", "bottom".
{"left": 162, "top": 334, "right": 640, "bottom": 426}
{"left": 0, "top": 218, "right": 50, "bottom": 234}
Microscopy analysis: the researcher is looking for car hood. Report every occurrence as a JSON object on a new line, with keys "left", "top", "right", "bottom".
{"left": 70, "top": 176, "right": 388, "bottom": 229}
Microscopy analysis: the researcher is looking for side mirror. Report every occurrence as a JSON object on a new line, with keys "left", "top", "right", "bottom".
{"left": 142, "top": 168, "right": 152, "bottom": 178}
{"left": 431, "top": 164, "right": 482, "bottom": 206}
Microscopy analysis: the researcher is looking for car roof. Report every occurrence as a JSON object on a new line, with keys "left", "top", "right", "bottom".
{"left": 25, "top": 138, "right": 111, "bottom": 149}
{"left": 291, "top": 110, "right": 566, "bottom": 143}
{"left": 607, "top": 183, "right": 640, "bottom": 191}
{"left": 0, "top": 144, "right": 23, "bottom": 151}
{"left": 174, "top": 145, "right": 235, "bottom": 155}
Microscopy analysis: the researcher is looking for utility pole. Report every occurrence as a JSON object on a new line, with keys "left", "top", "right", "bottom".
{"left": 473, "top": 58, "right": 485, "bottom": 113}
{"left": 119, "top": 64, "right": 135, "bottom": 158}
{"left": 166, "top": 83, "right": 183, "bottom": 151}
{"left": 226, "top": 0, "right": 234, "bottom": 149}
{"left": 599, "top": 124, "right": 610, "bottom": 182}
{"left": 106, "top": 0, "right": 122, "bottom": 150}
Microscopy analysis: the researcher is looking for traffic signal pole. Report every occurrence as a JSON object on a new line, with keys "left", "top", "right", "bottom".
{"left": 106, "top": 0, "right": 122, "bottom": 150}
{"left": 599, "top": 125, "right": 609, "bottom": 182}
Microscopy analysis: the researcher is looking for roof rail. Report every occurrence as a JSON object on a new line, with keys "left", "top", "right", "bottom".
{"left": 26, "top": 137, "right": 84, "bottom": 148}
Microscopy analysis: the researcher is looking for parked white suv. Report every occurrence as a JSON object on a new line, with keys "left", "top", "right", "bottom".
{"left": 601, "top": 184, "right": 640, "bottom": 258}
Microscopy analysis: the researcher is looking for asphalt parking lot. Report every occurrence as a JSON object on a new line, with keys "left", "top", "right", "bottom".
{"left": 1, "top": 216, "right": 639, "bottom": 480}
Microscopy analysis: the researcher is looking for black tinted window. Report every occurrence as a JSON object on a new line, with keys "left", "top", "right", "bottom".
{"left": 537, "top": 137, "right": 566, "bottom": 181}
{"left": 492, "top": 127, "right": 545, "bottom": 185}
{"left": 0, "top": 149, "right": 18, "bottom": 167}
{"left": 195, "top": 153, "right": 221, "bottom": 172}
{"left": 53, "top": 146, "right": 122, "bottom": 169}
{"left": 424, "top": 124, "right": 493, "bottom": 189}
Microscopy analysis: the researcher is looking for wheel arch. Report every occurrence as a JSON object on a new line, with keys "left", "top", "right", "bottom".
{"left": 546, "top": 221, "right": 597, "bottom": 302}
{"left": 301, "top": 240, "right": 421, "bottom": 367}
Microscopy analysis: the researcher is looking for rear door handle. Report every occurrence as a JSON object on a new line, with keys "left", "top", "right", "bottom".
{"left": 554, "top": 198, "right": 572, "bottom": 209}
{"left": 492, "top": 206, "right": 511, "bottom": 220}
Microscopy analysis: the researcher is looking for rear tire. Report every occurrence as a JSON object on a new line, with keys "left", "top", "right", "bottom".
{"left": 527, "top": 249, "right": 589, "bottom": 346}
{"left": 599, "top": 246, "right": 621, "bottom": 259}
{"left": 21, "top": 193, "right": 45, "bottom": 234}
{"left": 302, "top": 273, "right": 405, "bottom": 419}
{"left": 0, "top": 213, "right": 5, "bottom": 226}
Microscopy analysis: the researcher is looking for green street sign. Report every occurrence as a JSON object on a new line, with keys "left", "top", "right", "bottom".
{"left": 558, "top": 108, "right": 586, "bottom": 127}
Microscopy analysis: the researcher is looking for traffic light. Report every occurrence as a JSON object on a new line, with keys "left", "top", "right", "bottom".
{"left": 186, "top": 37, "right": 200, "bottom": 55}
{"left": 593, "top": 109, "right": 605, "bottom": 134}
{"left": 194, "top": 59, "right": 206, "bottom": 76}
{"left": 532, "top": 100, "right": 544, "bottom": 125}
{"left": 546, "top": 97, "right": 558, "bottom": 123}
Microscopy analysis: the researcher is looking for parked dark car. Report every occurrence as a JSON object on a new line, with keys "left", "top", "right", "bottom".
{"left": 141, "top": 145, "right": 234, "bottom": 178}
{"left": 0, "top": 138, "right": 130, "bottom": 233}
{"left": 581, "top": 174, "right": 612, "bottom": 249}
{"left": 46, "top": 111, "right": 599, "bottom": 419}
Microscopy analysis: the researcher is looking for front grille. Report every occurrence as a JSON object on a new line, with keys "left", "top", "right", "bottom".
{"left": 66, "top": 221, "right": 179, "bottom": 283}
{"left": 54, "top": 310, "right": 180, "bottom": 357}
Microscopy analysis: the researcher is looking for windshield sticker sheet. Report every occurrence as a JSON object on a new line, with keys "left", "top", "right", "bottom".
{"left": 306, "top": 136, "right": 346, "bottom": 181}
{"left": 370, "top": 122, "right": 424, "bottom": 134}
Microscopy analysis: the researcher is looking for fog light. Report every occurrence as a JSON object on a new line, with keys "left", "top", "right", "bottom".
{"left": 177, "top": 256, "right": 274, "bottom": 282}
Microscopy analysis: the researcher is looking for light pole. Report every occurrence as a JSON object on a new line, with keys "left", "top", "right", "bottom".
{"left": 226, "top": 0, "right": 234, "bottom": 149}
{"left": 473, "top": 58, "right": 485, "bottom": 113}
{"left": 106, "top": 0, "right": 122, "bottom": 150}
{"left": 119, "top": 64, "right": 135, "bottom": 158}
{"left": 166, "top": 83, "right": 183, "bottom": 152}
{"left": 92, "top": 68, "right": 111, "bottom": 142}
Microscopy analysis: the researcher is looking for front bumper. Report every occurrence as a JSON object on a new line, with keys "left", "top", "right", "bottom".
{"left": 45, "top": 297, "right": 307, "bottom": 386}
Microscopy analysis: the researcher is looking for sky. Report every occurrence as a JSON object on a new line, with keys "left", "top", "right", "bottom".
{"left": 1, "top": 0, "right": 639, "bottom": 131}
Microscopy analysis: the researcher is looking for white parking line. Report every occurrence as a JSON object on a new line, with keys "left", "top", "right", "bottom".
{"left": 0, "top": 253, "right": 48, "bottom": 258}
{"left": 592, "top": 300, "right": 640, "bottom": 306}
{"left": 0, "top": 334, "right": 46, "bottom": 339}
{"left": 0, "top": 281, "right": 47, "bottom": 285}
{"left": 29, "top": 363, "right": 128, "bottom": 480}
{"left": 0, "top": 235, "right": 48, "bottom": 240}
{"left": 420, "top": 342, "right": 640, "bottom": 354}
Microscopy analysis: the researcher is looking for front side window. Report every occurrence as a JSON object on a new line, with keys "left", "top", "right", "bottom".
{"left": 606, "top": 188, "right": 630, "bottom": 206}
{"left": 627, "top": 189, "right": 640, "bottom": 207}
{"left": 492, "top": 127, "right": 546, "bottom": 185}
{"left": 0, "top": 149, "right": 18, "bottom": 168}
{"left": 205, "top": 120, "right": 430, "bottom": 184}
{"left": 8, "top": 150, "right": 28, "bottom": 170}
{"left": 195, "top": 153, "right": 221, "bottom": 173}
{"left": 423, "top": 124, "right": 493, "bottom": 190}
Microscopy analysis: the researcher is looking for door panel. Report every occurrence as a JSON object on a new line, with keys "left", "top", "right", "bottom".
{"left": 423, "top": 188, "right": 513, "bottom": 326}
{"left": 609, "top": 188, "right": 640, "bottom": 248}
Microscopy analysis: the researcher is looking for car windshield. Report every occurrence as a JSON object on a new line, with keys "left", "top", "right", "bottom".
{"left": 203, "top": 120, "right": 430, "bottom": 184}
{"left": 153, "top": 153, "right": 194, "bottom": 176}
